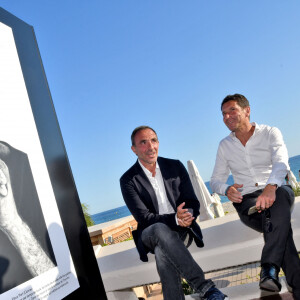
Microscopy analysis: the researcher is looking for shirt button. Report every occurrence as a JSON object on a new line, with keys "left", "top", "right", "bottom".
{"left": 255, "top": 183, "right": 258, "bottom": 187}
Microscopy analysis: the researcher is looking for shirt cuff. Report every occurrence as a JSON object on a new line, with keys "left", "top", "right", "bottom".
{"left": 221, "top": 184, "right": 230, "bottom": 195}
{"left": 266, "top": 178, "right": 282, "bottom": 188}
{"left": 225, "top": 185, "right": 231, "bottom": 195}
{"left": 175, "top": 214, "right": 179, "bottom": 226}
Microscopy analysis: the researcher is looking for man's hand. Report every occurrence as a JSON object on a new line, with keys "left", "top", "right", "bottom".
{"left": 256, "top": 184, "right": 276, "bottom": 212}
{"left": 176, "top": 202, "right": 194, "bottom": 227}
{"left": 226, "top": 183, "right": 243, "bottom": 203}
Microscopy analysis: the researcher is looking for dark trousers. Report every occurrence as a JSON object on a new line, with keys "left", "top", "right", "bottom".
{"left": 141, "top": 223, "right": 213, "bottom": 300}
{"left": 233, "top": 185, "right": 300, "bottom": 296}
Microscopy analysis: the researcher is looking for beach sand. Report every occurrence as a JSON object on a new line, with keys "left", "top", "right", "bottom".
{"left": 222, "top": 201, "right": 236, "bottom": 215}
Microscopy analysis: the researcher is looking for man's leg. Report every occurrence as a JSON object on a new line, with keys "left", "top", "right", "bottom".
{"left": 277, "top": 186, "right": 300, "bottom": 299}
{"left": 281, "top": 226, "right": 300, "bottom": 299}
{"left": 234, "top": 187, "right": 296, "bottom": 266}
{"left": 260, "top": 186, "right": 294, "bottom": 266}
{"left": 233, "top": 190, "right": 263, "bottom": 234}
{"left": 260, "top": 186, "right": 300, "bottom": 296}
{"left": 235, "top": 193, "right": 283, "bottom": 292}
{"left": 154, "top": 245, "right": 185, "bottom": 300}
{"left": 235, "top": 186, "right": 300, "bottom": 297}
{"left": 141, "top": 223, "right": 214, "bottom": 300}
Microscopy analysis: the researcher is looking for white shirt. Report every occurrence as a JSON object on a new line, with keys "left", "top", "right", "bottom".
{"left": 138, "top": 160, "right": 175, "bottom": 214}
{"left": 210, "top": 123, "right": 290, "bottom": 196}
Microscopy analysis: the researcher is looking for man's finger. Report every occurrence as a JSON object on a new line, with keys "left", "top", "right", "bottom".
{"left": 232, "top": 183, "right": 243, "bottom": 189}
{"left": 228, "top": 191, "right": 242, "bottom": 203}
{"left": 178, "top": 218, "right": 187, "bottom": 227}
{"left": 178, "top": 202, "right": 185, "bottom": 210}
{"left": 231, "top": 198, "right": 242, "bottom": 203}
{"left": 184, "top": 215, "right": 194, "bottom": 222}
{"left": 256, "top": 197, "right": 267, "bottom": 212}
{"left": 256, "top": 198, "right": 261, "bottom": 209}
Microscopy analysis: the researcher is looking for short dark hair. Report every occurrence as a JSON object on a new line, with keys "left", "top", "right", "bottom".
{"left": 221, "top": 94, "right": 250, "bottom": 110}
{"left": 131, "top": 126, "right": 157, "bottom": 146}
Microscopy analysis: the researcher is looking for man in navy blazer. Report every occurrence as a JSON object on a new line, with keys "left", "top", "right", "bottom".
{"left": 120, "top": 126, "right": 227, "bottom": 300}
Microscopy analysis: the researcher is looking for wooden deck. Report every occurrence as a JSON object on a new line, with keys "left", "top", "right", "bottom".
{"left": 89, "top": 215, "right": 137, "bottom": 246}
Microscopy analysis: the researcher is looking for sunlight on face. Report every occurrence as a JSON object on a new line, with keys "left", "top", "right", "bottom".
{"left": 222, "top": 101, "right": 250, "bottom": 132}
{"left": 131, "top": 129, "right": 159, "bottom": 169}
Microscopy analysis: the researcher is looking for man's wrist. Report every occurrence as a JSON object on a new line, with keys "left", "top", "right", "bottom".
{"left": 266, "top": 183, "right": 278, "bottom": 190}
{"left": 225, "top": 185, "right": 231, "bottom": 196}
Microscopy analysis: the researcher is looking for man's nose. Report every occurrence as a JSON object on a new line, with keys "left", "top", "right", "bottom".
{"left": 223, "top": 113, "right": 229, "bottom": 120}
{"left": 147, "top": 141, "right": 155, "bottom": 149}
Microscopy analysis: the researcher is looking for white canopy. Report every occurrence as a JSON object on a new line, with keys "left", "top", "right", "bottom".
{"left": 187, "top": 160, "right": 224, "bottom": 221}
{"left": 288, "top": 170, "right": 300, "bottom": 190}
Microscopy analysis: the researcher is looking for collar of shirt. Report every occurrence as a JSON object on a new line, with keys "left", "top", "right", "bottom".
{"left": 138, "top": 160, "right": 175, "bottom": 214}
{"left": 229, "top": 122, "right": 261, "bottom": 141}
{"left": 138, "top": 159, "right": 159, "bottom": 177}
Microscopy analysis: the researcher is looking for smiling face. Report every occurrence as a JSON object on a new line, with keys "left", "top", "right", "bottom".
{"left": 131, "top": 128, "right": 159, "bottom": 170}
{"left": 222, "top": 100, "right": 250, "bottom": 132}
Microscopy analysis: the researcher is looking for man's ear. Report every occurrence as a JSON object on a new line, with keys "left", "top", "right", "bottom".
{"left": 131, "top": 145, "right": 137, "bottom": 155}
{"left": 245, "top": 106, "right": 250, "bottom": 118}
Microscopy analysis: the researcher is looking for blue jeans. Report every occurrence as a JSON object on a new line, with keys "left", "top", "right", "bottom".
{"left": 141, "top": 223, "right": 214, "bottom": 300}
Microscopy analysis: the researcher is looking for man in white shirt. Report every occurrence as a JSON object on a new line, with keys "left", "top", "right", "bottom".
{"left": 211, "top": 94, "right": 300, "bottom": 299}
{"left": 120, "top": 126, "right": 227, "bottom": 300}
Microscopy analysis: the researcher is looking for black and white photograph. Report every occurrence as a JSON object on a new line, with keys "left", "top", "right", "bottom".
{"left": 0, "top": 20, "right": 80, "bottom": 300}
{"left": 0, "top": 141, "right": 57, "bottom": 294}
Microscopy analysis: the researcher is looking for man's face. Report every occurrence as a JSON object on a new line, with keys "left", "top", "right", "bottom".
{"left": 131, "top": 129, "right": 159, "bottom": 168}
{"left": 222, "top": 100, "right": 250, "bottom": 132}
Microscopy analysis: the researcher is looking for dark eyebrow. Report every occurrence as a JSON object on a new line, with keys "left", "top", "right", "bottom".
{"left": 222, "top": 106, "right": 235, "bottom": 114}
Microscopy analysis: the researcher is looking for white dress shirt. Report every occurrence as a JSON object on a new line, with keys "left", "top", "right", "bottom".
{"left": 138, "top": 160, "right": 175, "bottom": 214}
{"left": 210, "top": 123, "right": 290, "bottom": 196}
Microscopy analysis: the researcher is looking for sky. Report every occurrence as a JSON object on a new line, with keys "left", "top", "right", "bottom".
{"left": 1, "top": 1, "right": 300, "bottom": 214}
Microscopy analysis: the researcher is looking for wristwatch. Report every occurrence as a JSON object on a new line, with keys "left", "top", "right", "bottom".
{"left": 225, "top": 185, "right": 231, "bottom": 196}
{"left": 268, "top": 183, "right": 278, "bottom": 189}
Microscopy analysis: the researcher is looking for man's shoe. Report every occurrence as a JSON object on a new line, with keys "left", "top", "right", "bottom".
{"left": 259, "top": 263, "right": 282, "bottom": 292}
{"left": 202, "top": 287, "right": 228, "bottom": 300}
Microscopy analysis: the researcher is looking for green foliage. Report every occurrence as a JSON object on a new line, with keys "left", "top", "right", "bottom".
{"left": 81, "top": 203, "right": 95, "bottom": 227}
{"left": 181, "top": 279, "right": 194, "bottom": 295}
{"left": 293, "top": 186, "right": 300, "bottom": 197}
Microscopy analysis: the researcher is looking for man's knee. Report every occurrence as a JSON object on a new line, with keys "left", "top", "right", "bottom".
{"left": 276, "top": 186, "right": 294, "bottom": 207}
{"left": 269, "top": 186, "right": 295, "bottom": 220}
{"left": 239, "top": 213, "right": 263, "bottom": 233}
{"left": 145, "top": 223, "right": 172, "bottom": 237}
{"left": 141, "top": 223, "right": 176, "bottom": 246}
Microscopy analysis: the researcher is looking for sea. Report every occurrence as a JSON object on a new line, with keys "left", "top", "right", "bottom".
{"left": 91, "top": 155, "right": 300, "bottom": 225}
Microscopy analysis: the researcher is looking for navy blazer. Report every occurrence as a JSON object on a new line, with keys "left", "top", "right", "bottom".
{"left": 120, "top": 157, "right": 203, "bottom": 262}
